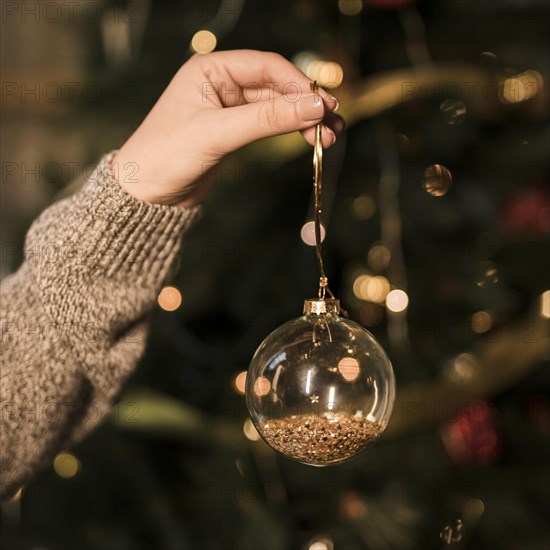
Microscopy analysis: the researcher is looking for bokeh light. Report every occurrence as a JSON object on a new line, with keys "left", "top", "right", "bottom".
{"left": 341, "top": 491, "right": 368, "bottom": 519}
{"left": 304, "top": 60, "right": 344, "bottom": 89}
{"left": 253, "top": 376, "right": 271, "bottom": 396}
{"left": 2, "top": 2, "right": 548, "bottom": 547}
{"left": 476, "top": 262, "right": 499, "bottom": 288}
{"left": 338, "top": 357, "right": 360, "bottom": 381}
{"left": 463, "top": 498, "right": 485, "bottom": 523}
{"left": 440, "top": 99, "right": 466, "bottom": 124}
{"left": 53, "top": 452, "right": 80, "bottom": 479}
{"left": 308, "top": 536, "right": 334, "bottom": 550}
{"left": 233, "top": 371, "right": 247, "bottom": 395}
{"left": 190, "top": 30, "right": 217, "bottom": 54}
{"left": 501, "top": 70, "right": 543, "bottom": 103}
{"left": 243, "top": 418, "right": 261, "bottom": 441}
{"left": 440, "top": 519, "right": 465, "bottom": 544}
{"left": 301, "top": 221, "right": 326, "bottom": 246}
{"left": 445, "top": 353, "right": 479, "bottom": 383}
{"left": 386, "top": 289, "right": 409, "bottom": 312}
{"left": 471, "top": 311, "right": 492, "bottom": 334}
{"left": 367, "top": 276, "right": 391, "bottom": 303}
{"left": 158, "top": 286, "right": 182, "bottom": 311}
{"left": 338, "top": 0, "right": 363, "bottom": 16}
{"left": 352, "top": 274, "right": 390, "bottom": 303}
{"left": 368, "top": 243, "right": 391, "bottom": 271}
{"left": 292, "top": 51, "right": 320, "bottom": 74}
{"left": 353, "top": 275, "right": 371, "bottom": 300}
{"left": 351, "top": 195, "right": 376, "bottom": 219}
{"left": 422, "top": 164, "right": 453, "bottom": 197}
{"left": 541, "top": 290, "right": 550, "bottom": 319}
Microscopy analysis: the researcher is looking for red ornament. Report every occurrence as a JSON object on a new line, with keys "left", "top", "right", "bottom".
{"left": 441, "top": 401, "right": 502, "bottom": 465}
{"left": 500, "top": 186, "right": 550, "bottom": 236}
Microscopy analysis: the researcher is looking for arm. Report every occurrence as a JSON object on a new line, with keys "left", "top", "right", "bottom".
{"left": 1, "top": 153, "right": 200, "bottom": 499}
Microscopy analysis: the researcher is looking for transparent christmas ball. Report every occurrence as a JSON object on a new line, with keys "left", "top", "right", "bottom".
{"left": 246, "top": 299, "right": 396, "bottom": 466}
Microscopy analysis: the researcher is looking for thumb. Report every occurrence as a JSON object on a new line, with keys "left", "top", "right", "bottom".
{"left": 213, "top": 93, "right": 327, "bottom": 153}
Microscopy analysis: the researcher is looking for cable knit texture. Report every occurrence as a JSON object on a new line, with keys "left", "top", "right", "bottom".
{"left": 0, "top": 152, "right": 201, "bottom": 500}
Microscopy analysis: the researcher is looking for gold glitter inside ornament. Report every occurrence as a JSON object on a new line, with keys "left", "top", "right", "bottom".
{"left": 245, "top": 83, "right": 395, "bottom": 466}
{"left": 246, "top": 300, "right": 395, "bottom": 466}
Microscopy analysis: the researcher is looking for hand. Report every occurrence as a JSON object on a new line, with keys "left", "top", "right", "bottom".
{"left": 113, "top": 50, "right": 345, "bottom": 207}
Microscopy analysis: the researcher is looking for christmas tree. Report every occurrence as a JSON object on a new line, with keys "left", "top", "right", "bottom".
{"left": 1, "top": 1, "right": 549, "bottom": 549}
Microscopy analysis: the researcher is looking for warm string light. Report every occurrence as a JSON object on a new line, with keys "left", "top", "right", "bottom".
{"left": 368, "top": 243, "right": 391, "bottom": 271}
{"left": 307, "top": 61, "right": 344, "bottom": 89}
{"left": 354, "top": 276, "right": 408, "bottom": 310}
{"left": 353, "top": 274, "right": 391, "bottom": 304}
{"left": 190, "top": 30, "right": 217, "bottom": 54}
{"left": 233, "top": 371, "right": 247, "bottom": 394}
{"left": 463, "top": 498, "right": 485, "bottom": 524}
{"left": 501, "top": 70, "right": 543, "bottom": 103}
{"left": 445, "top": 352, "right": 479, "bottom": 383}
{"left": 53, "top": 452, "right": 80, "bottom": 478}
{"left": 253, "top": 376, "right": 271, "bottom": 396}
{"left": 292, "top": 53, "right": 344, "bottom": 89}
{"left": 337, "top": 357, "right": 360, "bottom": 381}
{"left": 541, "top": 290, "right": 550, "bottom": 319}
{"left": 243, "top": 418, "right": 261, "bottom": 441}
{"left": 351, "top": 194, "right": 376, "bottom": 220}
{"left": 386, "top": 289, "right": 409, "bottom": 313}
{"left": 338, "top": 0, "right": 363, "bottom": 16}
{"left": 308, "top": 536, "right": 334, "bottom": 550}
{"left": 158, "top": 286, "right": 182, "bottom": 311}
{"left": 471, "top": 311, "right": 492, "bottom": 334}
{"left": 341, "top": 491, "right": 368, "bottom": 519}
{"left": 301, "top": 221, "right": 326, "bottom": 246}
{"left": 192, "top": 0, "right": 245, "bottom": 53}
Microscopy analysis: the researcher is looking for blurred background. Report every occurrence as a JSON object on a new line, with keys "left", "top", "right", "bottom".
{"left": 1, "top": 0, "right": 549, "bottom": 549}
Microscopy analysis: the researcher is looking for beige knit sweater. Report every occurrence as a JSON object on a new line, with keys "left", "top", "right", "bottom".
{"left": 0, "top": 152, "right": 201, "bottom": 500}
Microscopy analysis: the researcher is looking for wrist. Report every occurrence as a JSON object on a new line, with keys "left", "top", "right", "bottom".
{"left": 111, "top": 149, "right": 206, "bottom": 208}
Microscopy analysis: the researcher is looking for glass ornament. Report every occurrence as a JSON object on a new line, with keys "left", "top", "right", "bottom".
{"left": 245, "top": 82, "right": 395, "bottom": 466}
{"left": 246, "top": 299, "right": 395, "bottom": 466}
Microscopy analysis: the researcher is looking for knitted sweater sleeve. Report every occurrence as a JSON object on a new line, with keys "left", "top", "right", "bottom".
{"left": 0, "top": 152, "right": 201, "bottom": 500}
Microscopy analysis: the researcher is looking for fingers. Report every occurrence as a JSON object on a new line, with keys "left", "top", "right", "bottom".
{"left": 210, "top": 91, "right": 338, "bottom": 152}
{"left": 194, "top": 50, "right": 339, "bottom": 110}
{"left": 300, "top": 112, "right": 346, "bottom": 148}
{"left": 187, "top": 50, "right": 344, "bottom": 153}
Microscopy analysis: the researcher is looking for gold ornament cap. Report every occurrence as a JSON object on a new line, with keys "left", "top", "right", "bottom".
{"left": 303, "top": 298, "right": 341, "bottom": 315}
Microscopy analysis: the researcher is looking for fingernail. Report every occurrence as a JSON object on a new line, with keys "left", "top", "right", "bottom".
{"left": 326, "top": 128, "right": 336, "bottom": 145}
{"left": 326, "top": 94, "right": 339, "bottom": 111}
{"left": 298, "top": 94, "right": 324, "bottom": 121}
